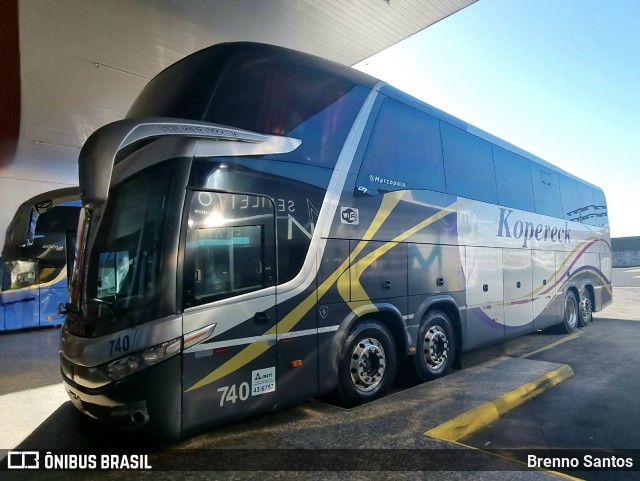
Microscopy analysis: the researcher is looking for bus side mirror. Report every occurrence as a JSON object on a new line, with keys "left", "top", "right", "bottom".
{"left": 24, "top": 207, "right": 39, "bottom": 246}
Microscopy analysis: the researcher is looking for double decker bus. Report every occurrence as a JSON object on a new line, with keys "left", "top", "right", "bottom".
{"left": 1, "top": 188, "right": 80, "bottom": 331}
{"left": 60, "top": 42, "right": 611, "bottom": 438}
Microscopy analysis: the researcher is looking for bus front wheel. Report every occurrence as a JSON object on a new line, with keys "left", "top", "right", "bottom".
{"left": 414, "top": 310, "right": 456, "bottom": 382}
{"left": 337, "top": 320, "right": 397, "bottom": 407}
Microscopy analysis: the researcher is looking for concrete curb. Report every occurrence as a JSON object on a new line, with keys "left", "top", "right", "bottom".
{"left": 425, "top": 364, "right": 574, "bottom": 442}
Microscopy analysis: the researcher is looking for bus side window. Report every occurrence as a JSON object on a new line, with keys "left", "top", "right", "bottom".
{"left": 441, "top": 122, "right": 498, "bottom": 204}
{"left": 592, "top": 189, "right": 608, "bottom": 227}
{"left": 578, "top": 183, "right": 595, "bottom": 225}
{"left": 493, "top": 146, "right": 535, "bottom": 212}
{"left": 559, "top": 175, "right": 581, "bottom": 222}
{"left": 183, "top": 192, "right": 274, "bottom": 308}
{"left": 356, "top": 98, "right": 445, "bottom": 195}
{"left": 531, "top": 164, "right": 563, "bottom": 218}
{"left": 185, "top": 226, "right": 266, "bottom": 306}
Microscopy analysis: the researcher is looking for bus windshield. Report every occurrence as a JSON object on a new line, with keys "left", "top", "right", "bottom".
{"left": 71, "top": 161, "right": 180, "bottom": 334}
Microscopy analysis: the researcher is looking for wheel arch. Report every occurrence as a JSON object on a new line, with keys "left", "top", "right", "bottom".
{"left": 343, "top": 303, "right": 410, "bottom": 357}
{"left": 322, "top": 303, "right": 408, "bottom": 392}
{"left": 582, "top": 282, "right": 595, "bottom": 306}
{"left": 565, "top": 283, "right": 580, "bottom": 304}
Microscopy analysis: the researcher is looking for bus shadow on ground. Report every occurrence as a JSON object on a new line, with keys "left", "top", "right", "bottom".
{"left": 14, "top": 402, "right": 166, "bottom": 451}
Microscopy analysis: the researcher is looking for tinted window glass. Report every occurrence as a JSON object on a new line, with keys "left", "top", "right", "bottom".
{"left": 578, "top": 183, "right": 595, "bottom": 224}
{"left": 493, "top": 146, "right": 535, "bottom": 212}
{"left": 189, "top": 159, "right": 327, "bottom": 284}
{"left": 127, "top": 46, "right": 370, "bottom": 170}
{"left": 559, "top": 175, "right": 581, "bottom": 222}
{"left": 592, "top": 189, "right": 609, "bottom": 227}
{"left": 183, "top": 191, "right": 276, "bottom": 308}
{"left": 86, "top": 163, "right": 174, "bottom": 312}
{"left": 206, "top": 56, "right": 368, "bottom": 167}
{"left": 441, "top": 122, "right": 498, "bottom": 204}
{"left": 530, "top": 164, "right": 563, "bottom": 218}
{"left": 36, "top": 238, "right": 66, "bottom": 284}
{"left": 187, "top": 226, "right": 266, "bottom": 302}
{"left": 357, "top": 98, "right": 445, "bottom": 195}
{"left": 35, "top": 206, "right": 81, "bottom": 233}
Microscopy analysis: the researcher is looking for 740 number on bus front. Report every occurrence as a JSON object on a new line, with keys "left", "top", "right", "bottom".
{"left": 108, "top": 335, "right": 131, "bottom": 356}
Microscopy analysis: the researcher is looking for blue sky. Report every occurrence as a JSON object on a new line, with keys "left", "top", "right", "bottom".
{"left": 354, "top": 0, "right": 640, "bottom": 238}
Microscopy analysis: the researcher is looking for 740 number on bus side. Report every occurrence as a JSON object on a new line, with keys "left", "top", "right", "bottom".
{"left": 217, "top": 382, "right": 250, "bottom": 407}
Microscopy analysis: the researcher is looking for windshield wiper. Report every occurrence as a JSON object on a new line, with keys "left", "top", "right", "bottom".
{"left": 86, "top": 297, "right": 120, "bottom": 316}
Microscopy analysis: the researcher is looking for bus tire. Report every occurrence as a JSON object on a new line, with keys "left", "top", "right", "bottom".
{"left": 560, "top": 290, "right": 579, "bottom": 333}
{"left": 578, "top": 288, "right": 593, "bottom": 327}
{"left": 337, "top": 320, "right": 397, "bottom": 407}
{"left": 414, "top": 310, "right": 456, "bottom": 382}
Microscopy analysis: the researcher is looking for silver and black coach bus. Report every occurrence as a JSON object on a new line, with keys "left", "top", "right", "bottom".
{"left": 60, "top": 42, "right": 611, "bottom": 438}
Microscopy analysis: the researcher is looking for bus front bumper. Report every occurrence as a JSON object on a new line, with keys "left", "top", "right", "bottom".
{"left": 60, "top": 354, "right": 182, "bottom": 439}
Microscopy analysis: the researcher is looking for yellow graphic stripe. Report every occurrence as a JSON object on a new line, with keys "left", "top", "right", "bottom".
{"left": 529, "top": 236, "right": 609, "bottom": 298}
{"left": 529, "top": 239, "right": 589, "bottom": 298}
{"left": 345, "top": 198, "right": 471, "bottom": 308}
{"left": 556, "top": 267, "right": 613, "bottom": 297}
{"left": 186, "top": 191, "right": 404, "bottom": 392}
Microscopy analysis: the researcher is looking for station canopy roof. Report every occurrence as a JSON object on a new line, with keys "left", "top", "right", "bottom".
{"left": 1, "top": 0, "right": 475, "bottom": 186}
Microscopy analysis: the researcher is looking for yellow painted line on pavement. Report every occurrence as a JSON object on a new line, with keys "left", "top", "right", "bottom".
{"left": 425, "top": 364, "right": 574, "bottom": 442}
{"left": 520, "top": 331, "right": 583, "bottom": 359}
{"left": 425, "top": 364, "right": 578, "bottom": 478}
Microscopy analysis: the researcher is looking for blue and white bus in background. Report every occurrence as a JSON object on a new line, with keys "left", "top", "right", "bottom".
{"left": 58, "top": 43, "right": 611, "bottom": 439}
{"left": 1, "top": 188, "right": 80, "bottom": 331}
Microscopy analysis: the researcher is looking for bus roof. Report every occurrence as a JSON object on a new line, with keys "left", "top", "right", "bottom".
{"left": 125, "top": 42, "right": 601, "bottom": 193}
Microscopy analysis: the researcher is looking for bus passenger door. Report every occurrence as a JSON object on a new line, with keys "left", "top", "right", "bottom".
{"left": 181, "top": 192, "right": 278, "bottom": 431}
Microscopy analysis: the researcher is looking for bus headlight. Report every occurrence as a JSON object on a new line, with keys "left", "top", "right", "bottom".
{"left": 104, "top": 337, "right": 181, "bottom": 381}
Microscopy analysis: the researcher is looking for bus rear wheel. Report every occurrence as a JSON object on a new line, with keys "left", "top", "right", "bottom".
{"left": 337, "top": 320, "right": 397, "bottom": 407}
{"left": 414, "top": 310, "right": 456, "bottom": 382}
{"left": 578, "top": 288, "right": 593, "bottom": 327}
{"left": 560, "top": 291, "right": 579, "bottom": 333}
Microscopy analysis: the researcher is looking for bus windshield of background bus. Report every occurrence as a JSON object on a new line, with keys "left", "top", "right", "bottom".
{"left": 2, "top": 260, "right": 37, "bottom": 290}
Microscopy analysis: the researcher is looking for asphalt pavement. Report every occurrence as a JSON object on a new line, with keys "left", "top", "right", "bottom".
{"left": 463, "top": 268, "right": 640, "bottom": 481}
